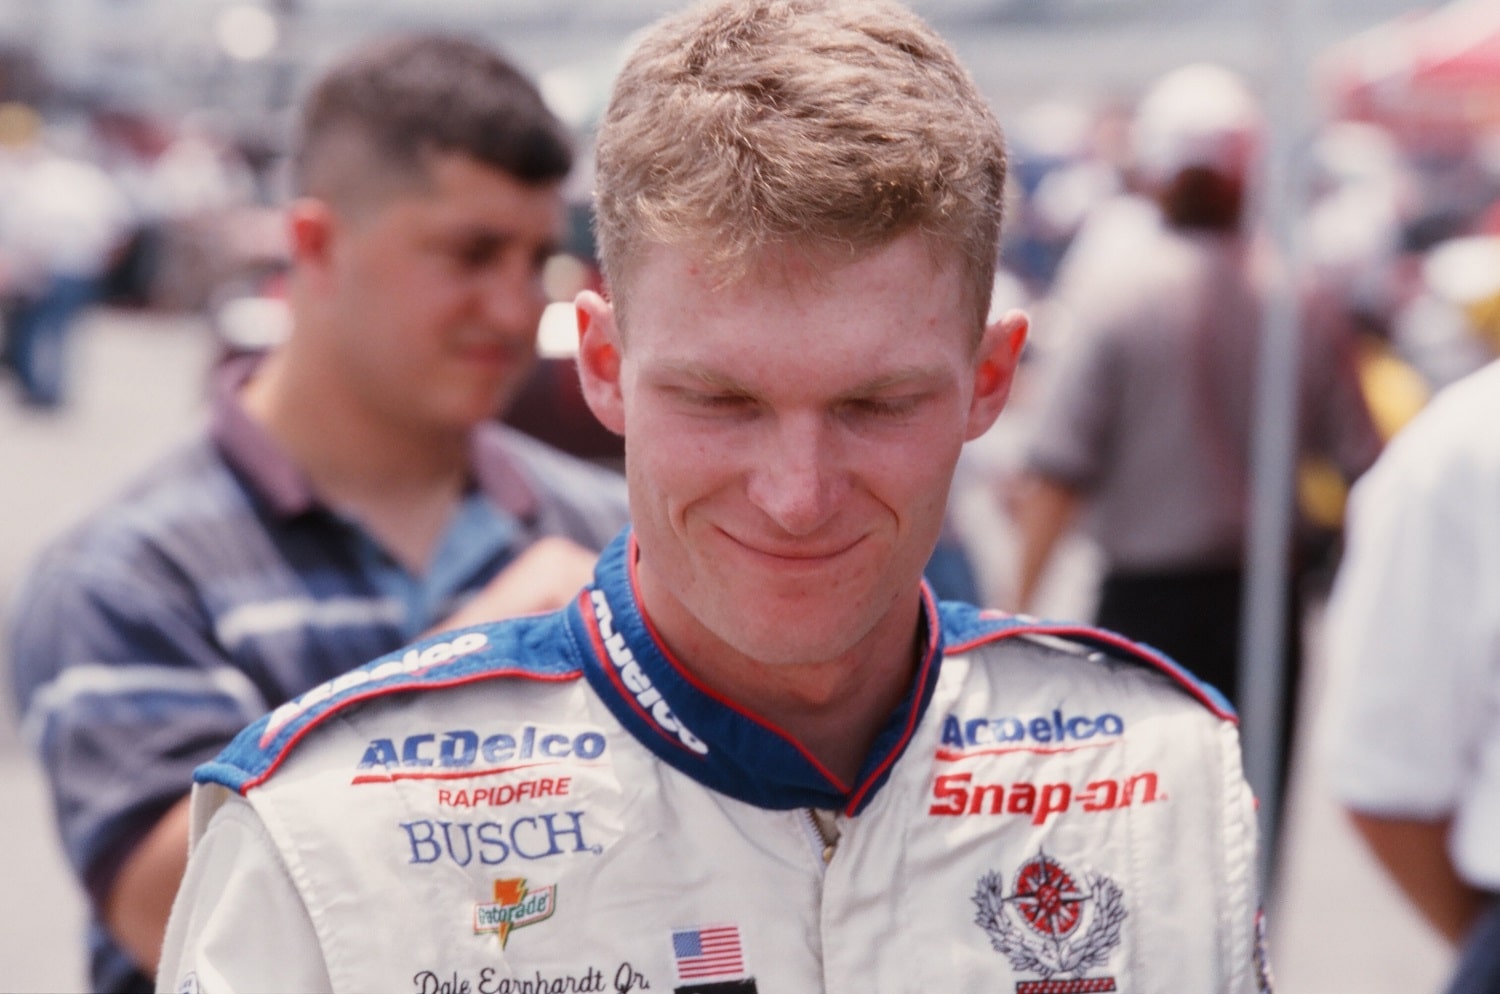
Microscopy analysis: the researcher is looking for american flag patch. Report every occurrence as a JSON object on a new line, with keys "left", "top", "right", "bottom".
{"left": 671, "top": 924, "right": 746, "bottom": 981}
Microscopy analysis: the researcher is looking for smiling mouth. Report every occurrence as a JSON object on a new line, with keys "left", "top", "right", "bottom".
{"left": 722, "top": 530, "right": 861, "bottom": 564}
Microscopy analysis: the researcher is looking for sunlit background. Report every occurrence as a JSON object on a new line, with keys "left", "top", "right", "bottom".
{"left": 2, "top": 1, "right": 1498, "bottom": 991}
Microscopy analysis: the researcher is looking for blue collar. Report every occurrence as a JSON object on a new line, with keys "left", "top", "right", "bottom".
{"left": 568, "top": 529, "right": 944, "bottom": 815}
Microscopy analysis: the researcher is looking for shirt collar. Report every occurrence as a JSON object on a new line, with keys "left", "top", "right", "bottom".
{"left": 209, "top": 352, "right": 541, "bottom": 523}
{"left": 209, "top": 354, "right": 316, "bottom": 517}
{"left": 569, "top": 528, "right": 944, "bottom": 815}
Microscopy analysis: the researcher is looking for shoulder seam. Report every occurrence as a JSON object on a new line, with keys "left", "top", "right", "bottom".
{"left": 234, "top": 665, "right": 584, "bottom": 796}
{"left": 949, "top": 620, "right": 1237, "bottom": 723}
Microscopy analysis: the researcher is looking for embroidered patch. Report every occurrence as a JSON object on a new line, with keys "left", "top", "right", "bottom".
{"left": 474, "top": 878, "right": 556, "bottom": 947}
{"left": 972, "top": 851, "right": 1126, "bottom": 993}
{"left": 670, "top": 924, "right": 748, "bottom": 985}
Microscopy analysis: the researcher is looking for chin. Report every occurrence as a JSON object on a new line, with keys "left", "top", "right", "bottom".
{"left": 702, "top": 596, "right": 879, "bottom": 667}
{"left": 442, "top": 391, "right": 510, "bottom": 429}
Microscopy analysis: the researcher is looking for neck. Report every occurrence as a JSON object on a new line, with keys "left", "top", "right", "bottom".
{"left": 640, "top": 574, "right": 926, "bottom": 786}
{"left": 242, "top": 345, "right": 472, "bottom": 571}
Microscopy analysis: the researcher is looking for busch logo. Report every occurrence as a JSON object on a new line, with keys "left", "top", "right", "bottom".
{"left": 973, "top": 852, "right": 1126, "bottom": 993}
{"left": 474, "top": 878, "right": 556, "bottom": 947}
{"left": 401, "top": 812, "right": 599, "bottom": 866}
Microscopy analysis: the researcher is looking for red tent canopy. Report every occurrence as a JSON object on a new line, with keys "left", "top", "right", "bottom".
{"left": 1320, "top": 0, "right": 1500, "bottom": 145}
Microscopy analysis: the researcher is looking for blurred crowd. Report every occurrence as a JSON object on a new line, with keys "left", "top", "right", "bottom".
{"left": 0, "top": 98, "right": 272, "bottom": 408}
{"left": 965, "top": 4, "right": 1500, "bottom": 608}
{"left": 0, "top": 6, "right": 1495, "bottom": 427}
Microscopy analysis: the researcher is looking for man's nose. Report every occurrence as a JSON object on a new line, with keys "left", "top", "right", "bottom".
{"left": 479, "top": 263, "right": 547, "bottom": 338}
{"left": 745, "top": 415, "right": 847, "bottom": 536}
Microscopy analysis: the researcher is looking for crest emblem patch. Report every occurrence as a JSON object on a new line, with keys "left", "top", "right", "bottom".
{"left": 972, "top": 851, "right": 1126, "bottom": 993}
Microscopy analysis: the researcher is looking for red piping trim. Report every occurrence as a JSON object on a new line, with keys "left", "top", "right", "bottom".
{"left": 844, "top": 582, "right": 943, "bottom": 814}
{"left": 240, "top": 667, "right": 582, "bottom": 795}
{"left": 934, "top": 740, "right": 1115, "bottom": 762}
{"left": 351, "top": 758, "right": 604, "bottom": 785}
{"left": 624, "top": 535, "right": 853, "bottom": 792}
{"left": 579, "top": 585, "right": 707, "bottom": 757}
{"left": 946, "top": 622, "right": 1237, "bottom": 724}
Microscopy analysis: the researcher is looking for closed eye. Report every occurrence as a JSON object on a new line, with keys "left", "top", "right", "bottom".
{"left": 451, "top": 234, "right": 504, "bottom": 270}
{"left": 680, "top": 391, "right": 758, "bottom": 414}
{"left": 841, "top": 396, "right": 921, "bottom": 420}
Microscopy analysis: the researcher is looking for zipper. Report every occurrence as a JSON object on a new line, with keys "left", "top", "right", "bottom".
{"left": 800, "top": 808, "right": 840, "bottom": 867}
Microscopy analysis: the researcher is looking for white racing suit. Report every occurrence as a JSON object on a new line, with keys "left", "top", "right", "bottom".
{"left": 159, "top": 530, "right": 1268, "bottom": 994}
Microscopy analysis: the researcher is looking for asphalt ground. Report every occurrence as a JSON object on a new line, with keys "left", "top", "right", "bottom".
{"left": 0, "top": 309, "right": 1454, "bottom": 991}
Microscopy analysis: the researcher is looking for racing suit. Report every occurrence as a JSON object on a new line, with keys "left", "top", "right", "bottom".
{"left": 158, "top": 530, "right": 1268, "bottom": 994}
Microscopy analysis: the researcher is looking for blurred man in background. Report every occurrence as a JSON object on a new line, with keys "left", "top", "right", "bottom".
{"left": 1008, "top": 64, "right": 1381, "bottom": 806}
{"left": 1327, "top": 321, "right": 1500, "bottom": 992}
{"left": 7, "top": 34, "right": 628, "bottom": 992}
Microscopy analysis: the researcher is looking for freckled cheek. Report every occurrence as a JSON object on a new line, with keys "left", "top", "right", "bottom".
{"left": 863, "top": 448, "right": 958, "bottom": 530}
{"left": 627, "top": 424, "right": 741, "bottom": 527}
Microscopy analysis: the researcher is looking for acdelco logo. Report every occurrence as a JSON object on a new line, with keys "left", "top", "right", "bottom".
{"left": 591, "top": 589, "right": 708, "bottom": 756}
{"left": 939, "top": 709, "right": 1125, "bottom": 755}
{"left": 259, "top": 632, "right": 490, "bottom": 747}
{"left": 928, "top": 770, "right": 1164, "bottom": 824}
{"left": 354, "top": 725, "right": 607, "bottom": 781}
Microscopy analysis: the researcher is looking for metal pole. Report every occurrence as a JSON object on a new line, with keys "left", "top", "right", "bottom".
{"left": 1241, "top": 0, "right": 1318, "bottom": 897}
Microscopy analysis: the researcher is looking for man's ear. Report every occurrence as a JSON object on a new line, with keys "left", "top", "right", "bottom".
{"left": 965, "top": 309, "right": 1029, "bottom": 441}
{"left": 286, "top": 198, "right": 338, "bottom": 286}
{"left": 574, "top": 290, "right": 626, "bottom": 436}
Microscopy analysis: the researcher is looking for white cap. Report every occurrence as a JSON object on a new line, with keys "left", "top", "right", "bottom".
{"left": 1423, "top": 235, "right": 1500, "bottom": 308}
{"left": 1131, "top": 63, "right": 1261, "bottom": 186}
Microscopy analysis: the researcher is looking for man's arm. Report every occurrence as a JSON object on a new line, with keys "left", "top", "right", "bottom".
{"left": 105, "top": 796, "right": 192, "bottom": 974}
{"left": 1346, "top": 810, "right": 1486, "bottom": 944}
{"left": 99, "top": 537, "right": 601, "bottom": 975}
{"left": 9, "top": 547, "right": 270, "bottom": 984}
{"left": 429, "top": 535, "right": 601, "bottom": 633}
{"left": 1006, "top": 472, "right": 1083, "bottom": 614}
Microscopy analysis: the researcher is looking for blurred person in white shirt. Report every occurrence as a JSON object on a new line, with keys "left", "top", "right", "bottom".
{"left": 0, "top": 102, "right": 130, "bottom": 408}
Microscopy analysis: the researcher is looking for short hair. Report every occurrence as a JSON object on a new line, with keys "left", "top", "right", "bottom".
{"left": 1157, "top": 166, "right": 1245, "bottom": 231}
{"left": 294, "top": 34, "right": 572, "bottom": 214}
{"left": 592, "top": 0, "right": 1006, "bottom": 332}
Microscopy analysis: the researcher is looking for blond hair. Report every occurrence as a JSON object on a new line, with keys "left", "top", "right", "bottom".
{"left": 593, "top": 0, "right": 1007, "bottom": 332}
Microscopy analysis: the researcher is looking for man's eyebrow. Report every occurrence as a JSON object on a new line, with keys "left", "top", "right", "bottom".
{"left": 651, "top": 361, "right": 947, "bottom": 397}
{"left": 440, "top": 224, "right": 561, "bottom": 253}
{"left": 836, "top": 367, "right": 949, "bottom": 396}
{"left": 650, "top": 361, "right": 752, "bottom": 392}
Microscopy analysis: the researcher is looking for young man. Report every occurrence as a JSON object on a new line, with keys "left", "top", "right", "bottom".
{"left": 9, "top": 36, "right": 629, "bottom": 993}
{"left": 157, "top": 3, "right": 1267, "bottom": 991}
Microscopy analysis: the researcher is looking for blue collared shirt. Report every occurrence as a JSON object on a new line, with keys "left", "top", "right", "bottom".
{"left": 7, "top": 356, "right": 629, "bottom": 993}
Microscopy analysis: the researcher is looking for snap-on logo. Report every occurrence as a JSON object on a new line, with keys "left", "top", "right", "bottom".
{"left": 259, "top": 632, "right": 491, "bottom": 748}
{"left": 938, "top": 710, "right": 1124, "bottom": 759}
{"left": 929, "top": 770, "right": 1164, "bottom": 824}
{"left": 590, "top": 589, "right": 708, "bottom": 756}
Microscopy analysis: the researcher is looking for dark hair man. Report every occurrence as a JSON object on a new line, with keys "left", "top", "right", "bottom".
{"left": 9, "top": 34, "right": 628, "bottom": 992}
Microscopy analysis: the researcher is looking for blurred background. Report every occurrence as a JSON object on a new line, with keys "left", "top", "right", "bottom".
{"left": 2, "top": 0, "right": 1498, "bottom": 990}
